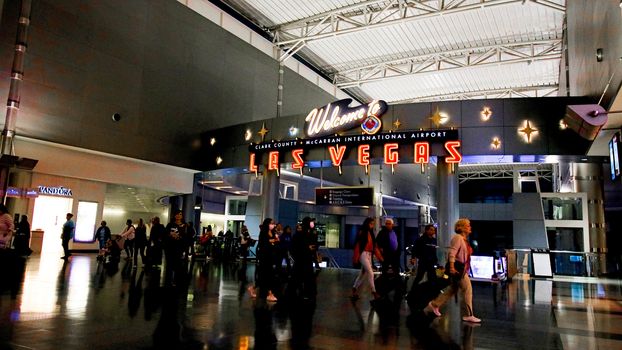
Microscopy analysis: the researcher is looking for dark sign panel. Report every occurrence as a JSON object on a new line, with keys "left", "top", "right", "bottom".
{"left": 315, "top": 187, "right": 374, "bottom": 206}
{"left": 250, "top": 129, "right": 459, "bottom": 153}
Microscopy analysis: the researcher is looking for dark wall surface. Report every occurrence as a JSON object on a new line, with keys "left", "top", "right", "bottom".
{"left": 199, "top": 97, "right": 595, "bottom": 171}
{"left": 0, "top": 0, "right": 336, "bottom": 168}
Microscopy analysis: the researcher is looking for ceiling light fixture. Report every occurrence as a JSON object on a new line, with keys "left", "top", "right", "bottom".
{"left": 210, "top": 138, "right": 216, "bottom": 146}
{"left": 559, "top": 119, "right": 568, "bottom": 130}
{"left": 289, "top": 126, "right": 298, "bottom": 136}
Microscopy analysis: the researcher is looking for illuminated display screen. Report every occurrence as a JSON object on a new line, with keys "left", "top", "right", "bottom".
{"left": 609, "top": 132, "right": 620, "bottom": 180}
{"left": 74, "top": 201, "right": 98, "bottom": 243}
{"left": 470, "top": 256, "right": 494, "bottom": 279}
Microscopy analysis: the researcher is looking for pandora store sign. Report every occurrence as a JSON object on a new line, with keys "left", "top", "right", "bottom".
{"left": 38, "top": 185, "right": 73, "bottom": 197}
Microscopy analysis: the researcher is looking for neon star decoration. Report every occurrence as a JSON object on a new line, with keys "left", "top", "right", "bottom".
{"left": 393, "top": 119, "right": 402, "bottom": 130}
{"left": 491, "top": 137, "right": 501, "bottom": 149}
{"left": 430, "top": 107, "right": 449, "bottom": 127}
{"left": 258, "top": 123, "right": 269, "bottom": 141}
{"left": 518, "top": 120, "right": 538, "bottom": 143}
{"left": 481, "top": 107, "right": 492, "bottom": 121}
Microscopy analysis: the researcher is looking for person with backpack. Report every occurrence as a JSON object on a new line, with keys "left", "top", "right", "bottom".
{"left": 411, "top": 224, "right": 438, "bottom": 287}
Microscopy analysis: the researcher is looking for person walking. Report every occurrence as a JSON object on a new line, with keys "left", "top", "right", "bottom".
{"left": 424, "top": 218, "right": 481, "bottom": 323}
{"left": 376, "top": 218, "right": 400, "bottom": 275}
{"left": 0, "top": 204, "right": 14, "bottom": 250}
{"left": 255, "top": 218, "right": 279, "bottom": 302}
{"left": 164, "top": 211, "right": 187, "bottom": 286}
{"left": 95, "top": 221, "right": 111, "bottom": 261}
{"left": 120, "top": 219, "right": 135, "bottom": 260}
{"left": 277, "top": 225, "right": 293, "bottom": 273}
{"left": 239, "top": 225, "right": 252, "bottom": 262}
{"left": 411, "top": 224, "right": 438, "bottom": 287}
{"left": 148, "top": 216, "right": 166, "bottom": 267}
{"left": 351, "top": 217, "right": 383, "bottom": 300}
{"left": 291, "top": 217, "right": 317, "bottom": 299}
{"left": 14, "top": 215, "right": 31, "bottom": 256}
{"left": 60, "top": 213, "right": 75, "bottom": 259}
{"left": 134, "top": 218, "right": 147, "bottom": 267}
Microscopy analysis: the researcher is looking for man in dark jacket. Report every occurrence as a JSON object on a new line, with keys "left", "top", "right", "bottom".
{"left": 291, "top": 217, "right": 317, "bottom": 298}
{"left": 411, "top": 224, "right": 438, "bottom": 287}
{"left": 376, "top": 218, "right": 400, "bottom": 275}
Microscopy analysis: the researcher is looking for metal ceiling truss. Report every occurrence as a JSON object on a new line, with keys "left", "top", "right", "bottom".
{"left": 272, "top": 0, "right": 566, "bottom": 60}
{"left": 459, "top": 168, "right": 553, "bottom": 184}
{"left": 335, "top": 39, "right": 562, "bottom": 88}
{"left": 391, "top": 84, "right": 559, "bottom": 104}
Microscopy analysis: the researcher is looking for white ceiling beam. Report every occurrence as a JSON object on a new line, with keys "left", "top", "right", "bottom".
{"left": 273, "top": 0, "right": 564, "bottom": 47}
{"left": 390, "top": 84, "right": 559, "bottom": 104}
{"left": 335, "top": 39, "right": 562, "bottom": 88}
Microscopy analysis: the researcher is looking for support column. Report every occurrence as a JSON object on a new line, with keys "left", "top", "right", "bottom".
{"left": 436, "top": 158, "right": 459, "bottom": 257}
{"left": 5, "top": 169, "right": 31, "bottom": 216}
{"left": 261, "top": 171, "right": 280, "bottom": 222}
{"left": 572, "top": 162, "right": 606, "bottom": 274}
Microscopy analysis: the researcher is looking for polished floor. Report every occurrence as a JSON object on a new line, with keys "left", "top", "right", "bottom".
{"left": 0, "top": 253, "right": 621, "bottom": 350}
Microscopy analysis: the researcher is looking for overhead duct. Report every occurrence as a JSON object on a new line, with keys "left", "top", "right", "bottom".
{"left": 564, "top": 104, "right": 608, "bottom": 140}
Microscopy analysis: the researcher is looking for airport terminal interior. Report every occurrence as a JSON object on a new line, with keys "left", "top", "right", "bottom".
{"left": 1, "top": 0, "right": 622, "bottom": 349}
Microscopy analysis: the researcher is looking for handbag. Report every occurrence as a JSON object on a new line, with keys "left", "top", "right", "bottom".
{"left": 445, "top": 260, "right": 465, "bottom": 283}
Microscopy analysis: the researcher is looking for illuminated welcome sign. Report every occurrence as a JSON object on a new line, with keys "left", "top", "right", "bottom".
{"left": 38, "top": 185, "right": 73, "bottom": 197}
{"left": 305, "top": 99, "right": 388, "bottom": 137}
{"left": 249, "top": 129, "right": 462, "bottom": 173}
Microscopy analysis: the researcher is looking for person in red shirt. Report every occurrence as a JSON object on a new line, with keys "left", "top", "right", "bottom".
{"left": 351, "top": 217, "right": 383, "bottom": 300}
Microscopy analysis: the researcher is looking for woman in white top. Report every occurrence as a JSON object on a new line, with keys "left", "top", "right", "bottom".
{"left": 120, "top": 219, "right": 136, "bottom": 260}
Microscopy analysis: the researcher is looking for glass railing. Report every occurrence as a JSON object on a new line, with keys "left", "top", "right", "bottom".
{"left": 506, "top": 248, "right": 602, "bottom": 277}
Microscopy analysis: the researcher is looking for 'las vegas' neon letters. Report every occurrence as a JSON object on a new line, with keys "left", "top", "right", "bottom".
{"left": 268, "top": 151, "right": 279, "bottom": 171}
{"left": 384, "top": 143, "right": 399, "bottom": 165}
{"left": 291, "top": 149, "right": 304, "bottom": 169}
{"left": 249, "top": 141, "right": 462, "bottom": 173}
{"left": 414, "top": 142, "right": 429, "bottom": 164}
{"left": 328, "top": 145, "right": 347, "bottom": 166}
{"left": 358, "top": 145, "right": 370, "bottom": 166}
{"left": 249, "top": 153, "right": 258, "bottom": 173}
{"left": 444, "top": 141, "right": 462, "bottom": 163}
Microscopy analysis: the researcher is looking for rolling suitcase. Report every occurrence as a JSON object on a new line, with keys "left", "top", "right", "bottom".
{"left": 406, "top": 276, "right": 451, "bottom": 312}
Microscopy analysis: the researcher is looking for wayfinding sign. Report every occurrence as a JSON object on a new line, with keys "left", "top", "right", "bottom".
{"left": 315, "top": 187, "right": 374, "bottom": 206}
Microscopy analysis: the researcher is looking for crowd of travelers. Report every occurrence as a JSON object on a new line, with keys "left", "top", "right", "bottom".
{"left": 0, "top": 203, "right": 481, "bottom": 325}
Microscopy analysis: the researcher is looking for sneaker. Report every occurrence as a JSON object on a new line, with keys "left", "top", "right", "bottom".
{"left": 462, "top": 315, "right": 481, "bottom": 323}
{"left": 424, "top": 302, "right": 441, "bottom": 317}
{"left": 247, "top": 286, "right": 257, "bottom": 298}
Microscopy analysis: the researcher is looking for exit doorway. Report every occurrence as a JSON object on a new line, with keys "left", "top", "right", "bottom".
{"left": 32, "top": 195, "right": 73, "bottom": 257}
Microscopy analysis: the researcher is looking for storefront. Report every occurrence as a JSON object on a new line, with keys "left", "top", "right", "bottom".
{"left": 6, "top": 137, "right": 196, "bottom": 256}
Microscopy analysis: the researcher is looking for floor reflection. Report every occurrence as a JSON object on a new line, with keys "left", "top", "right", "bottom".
{"left": 0, "top": 254, "right": 620, "bottom": 349}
